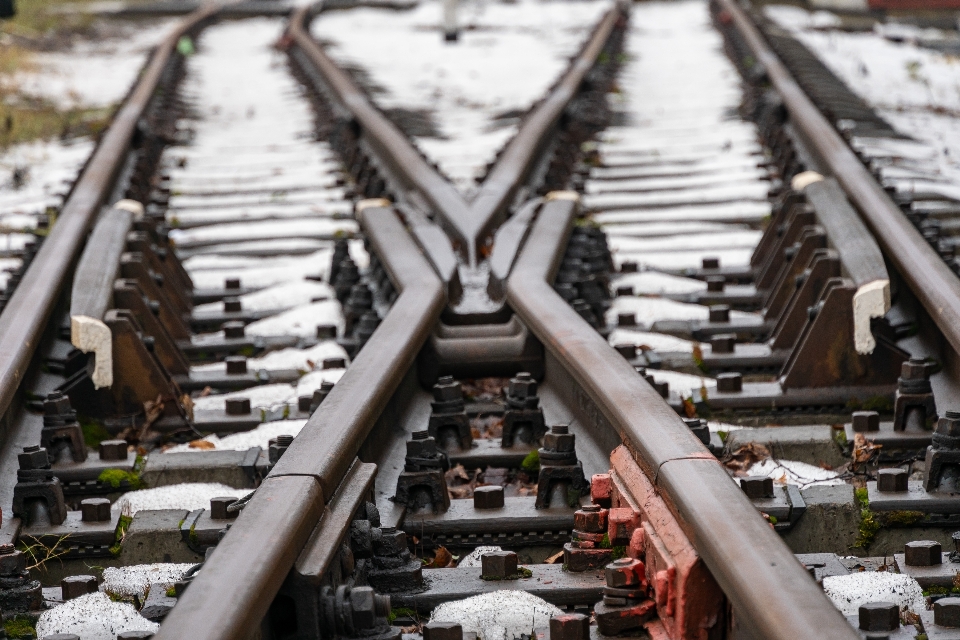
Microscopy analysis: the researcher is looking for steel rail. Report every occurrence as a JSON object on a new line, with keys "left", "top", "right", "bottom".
{"left": 506, "top": 197, "right": 858, "bottom": 640}
{"left": 155, "top": 204, "right": 446, "bottom": 640}
{"left": 0, "top": 5, "right": 217, "bottom": 433}
{"left": 717, "top": 0, "right": 960, "bottom": 357}
{"left": 287, "top": 4, "right": 624, "bottom": 265}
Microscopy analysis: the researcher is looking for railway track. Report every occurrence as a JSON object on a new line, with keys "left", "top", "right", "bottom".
{"left": 0, "top": 0, "right": 959, "bottom": 638}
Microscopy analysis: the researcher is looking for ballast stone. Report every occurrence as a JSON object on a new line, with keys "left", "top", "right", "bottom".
{"left": 822, "top": 572, "right": 925, "bottom": 616}
{"left": 431, "top": 590, "right": 562, "bottom": 640}
{"left": 36, "top": 591, "right": 158, "bottom": 640}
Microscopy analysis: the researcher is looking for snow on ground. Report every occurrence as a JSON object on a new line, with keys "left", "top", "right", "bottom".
{"left": 765, "top": 5, "right": 960, "bottom": 185}
{"left": 101, "top": 563, "right": 195, "bottom": 599}
{"left": 311, "top": 0, "right": 613, "bottom": 193}
{"left": 747, "top": 458, "right": 844, "bottom": 487}
{"left": 112, "top": 483, "right": 249, "bottom": 516}
{"left": 432, "top": 591, "right": 561, "bottom": 640}
{"left": 822, "top": 572, "right": 925, "bottom": 616}
{"left": 36, "top": 592, "right": 158, "bottom": 640}
{"left": 165, "top": 419, "right": 308, "bottom": 452}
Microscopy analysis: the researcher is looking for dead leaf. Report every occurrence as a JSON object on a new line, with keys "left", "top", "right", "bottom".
{"left": 426, "top": 546, "right": 454, "bottom": 568}
{"left": 199, "top": 386, "right": 213, "bottom": 398}
{"left": 544, "top": 550, "right": 564, "bottom": 564}
{"left": 852, "top": 433, "right": 882, "bottom": 466}
{"left": 682, "top": 397, "right": 697, "bottom": 419}
{"left": 722, "top": 443, "right": 771, "bottom": 474}
{"left": 188, "top": 440, "right": 216, "bottom": 450}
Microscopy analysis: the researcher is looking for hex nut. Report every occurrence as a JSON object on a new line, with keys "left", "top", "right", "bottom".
{"left": 210, "top": 496, "right": 239, "bottom": 520}
{"left": 716, "top": 372, "right": 743, "bottom": 393}
{"left": 904, "top": 540, "right": 943, "bottom": 567}
{"left": 549, "top": 613, "right": 590, "bottom": 640}
{"left": 604, "top": 558, "right": 642, "bottom": 588}
{"left": 617, "top": 312, "right": 636, "bottom": 327}
{"left": 473, "top": 486, "right": 504, "bottom": 510}
{"left": 225, "top": 356, "right": 247, "bottom": 375}
{"left": 710, "top": 333, "right": 736, "bottom": 354}
{"left": 877, "top": 468, "right": 908, "bottom": 493}
{"left": 423, "top": 621, "right": 463, "bottom": 640}
{"left": 226, "top": 397, "right": 251, "bottom": 416}
{"left": 708, "top": 304, "right": 730, "bottom": 323}
{"left": 81, "top": 497, "right": 112, "bottom": 523}
{"left": 858, "top": 601, "right": 899, "bottom": 632}
{"left": 543, "top": 426, "right": 575, "bottom": 453}
{"left": 937, "top": 412, "right": 960, "bottom": 438}
{"left": 432, "top": 376, "right": 462, "bottom": 402}
{"left": 614, "top": 344, "right": 637, "bottom": 360}
{"left": 481, "top": 551, "right": 518, "bottom": 579}
{"left": 702, "top": 257, "right": 720, "bottom": 269}
{"left": 223, "top": 297, "right": 242, "bottom": 313}
{"left": 0, "top": 549, "right": 26, "bottom": 576}
{"left": 574, "top": 505, "right": 608, "bottom": 533}
{"left": 508, "top": 373, "right": 537, "bottom": 398}
{"left": 901, "top": 358, "right": 928, "bottom": 380}
{"left": 18, "top": 445, "right": 49, "bottom": 470}
{"left": 224, "top": 278, "right": 241, "bottom": 290}
{"left": 316, "top": 324, "right": 337, "bottom": 340}
{"left": 322, "top": 357, "right": 346, "bottom": 370}
{"left": 99, "top": 440, "right": 129, "bottom": 462}
{"left": 935, "top": 597, "right": 960, "bottom": 628}
{"left": 298, "top": 395, "right": 311, "bottom": 412}
{"left": 61, "top": 575, "right": 98, "bottom": 600}
{"left": 620, "top": 261, "right": 638, "bottom": 273}
{"left": 350, "top": 586, "right": 377, "bottom": 630}
{"left": 740, "top": 477, "right": 774, "bottom": 499}
{"left": 706, "top": 275, "right": 725, "bottom": 292}
{"left": 852, "top": 411, "right": 880, "bottom": 433}
{"left": 615, "top": 285, "right": 633, "bottom": 297}
{"left": 222, "top": 321, "right": 245, "bottom": 339}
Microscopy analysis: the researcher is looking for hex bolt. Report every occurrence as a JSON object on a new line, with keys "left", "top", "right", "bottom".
{"left": 298, "top": 395, "right": 312, "bottom": 412}
{"left": 904, "top": 540, "right": 943, "bottom": 567}
{"left": 706, "top": 276, "right": 725, "bottom": 292}
{"left": 852, "top": 411, "right": 880, "bottom": 433}
{"left": 224, "top": 278, "right": 241, "bottom": 290}
{"left": 710, "top": 333, "right": 736, "bottom": 354}
{"left": 225, "top": 356, "right": 247, "bottom": 375}
{"left": 620, "top": 261, "right": 638, "bottom": 273}
{"left": 99, "top": 440, "right": 129, "bottom": 462}
{"left": 222, "top": 321, "right": 245, "bottom": 339}
{"left": 605, "top": 557, "right": 641, "bottom": 588}
{"left": 877, "top": 468, "right": 908, "bottom": 493}
{"left": 935, "top": 597, "right": 960, "bottom": 628}
{"left": 80, "top": 497, "right": 112, "bottom": 523}
{"left": 432, "top": 376, "right": 462, "bottom": 402}
{"left": 61, "top": 575, "right": 98, "bottom": 600}
{"left": 716, "top": 372, "right": 743, "bottom": 393}
{"left": 574, "top": 504, "right": 608, "bottom": 533}
{"left": 423, "top": 621, "right": 463, "bottom": 640}
{"left": 702, "top": 257, "right": 720, "bottom": 270}
{"left": 708, "top": 305, "right": 730, "bottom": 323}
{"left": 223, "top": 297, "right": 242, "bottom": 313}
{"left": 225, "top": 397, "right": 251, "bottom": 416}
{"left": 549, "top": 613, "right": 590, "bottom": 640}
{"left": 615, "top": 285, "right": 633, "bottom": 297}
{"left": 614, "top": 343, "right": 637, "bottom": 360}
{"left": 473, "top": 486, "right": 505, "bottom": 510}
{"left": 617, "top": 312, "right": 636, "bottom": 327}
{"left": 316, "top": 324, "right": 337, "bottom": 340}
{"left": 481, "top": 551, "right": 518, "bottom": 579}
{"left": 0, "top": 544, "right": 26, "bottom": 576}
{"left": 210, "top": 496, "right": 239, "bottom": 520}
{"left": 740, "top": 477, "right": 774, "bottom": 499}
{"left": 18, "top": 444, "right": 50, "bottom": 470}
{"left": 322, "top": 357, "right": 346, "bottom": 370}
{"left": 858, "top": 601, "right": 899, "bottom": 632}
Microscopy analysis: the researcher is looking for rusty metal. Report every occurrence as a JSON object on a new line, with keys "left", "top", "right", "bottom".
{"left": 154, "top": 206, "right": 445, "bottom": 640}
{"left": 0, "top": 5, "right": 216, "bottom": 435}
{"left": 716, "top": 0, "right": 960, "bottom": 361}
{"left": 505, "top": 197, "right": 858, "bottom": 640}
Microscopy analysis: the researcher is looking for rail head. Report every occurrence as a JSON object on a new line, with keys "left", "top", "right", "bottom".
{"left": 505, "top": 196, "right": 859, "bottom": 640}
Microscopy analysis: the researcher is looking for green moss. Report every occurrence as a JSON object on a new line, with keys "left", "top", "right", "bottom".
{"left": 189, "top": 523, "right": 199, "bottom": 546}
{"left": 388, "top": 607, "right": 417, "bottom": 624}
{"left": 861, "top": 395, "right": 894, "bottom": 414}
{"left": 717, "top": 430, "right": 728, "bottom": 444}
{"left": 166, "top": 586, "right": 177, "bottom": 598}
{"left": 853, "top": 488, "right": 880, "bottom": 550}
{"left": 176, "top": 35, "right": 195, "bottom": 56}
{"left": 917, "top": 634, "right": 928, "bottom": 640}
{"left": 599, "top": 534, "right": 612, "bottom": 549}
{"left": 238, "top": 346, "right": 256, "bottom": 357}
{"left": 833, "top": 429, "right": 848, "bottom": 448}
{"left": 98, "top": 468, "right": 142, "bottom": 490}
{"left": 517, "top": 566, "right": 533, "bottom": 578}
{"left": 79, "top": 416, "right": 113, "bottom": 448}
{"left": 4, "top": 615, "right": 35, "bottom": 639}
{"left": 611, "top": 546, "right": 626, "bottom": 560}
{"left": 109, "top": 514, "right": 133, "bottom": 556}
{"left": 925, "top": 586, "right": 949, "bottom": 596}
{"left": 768, "top": 515, "right": 778, "bottom": 525}
{"left": 878, "top": 510, "right": 924, "bottom": 527}
{"left": 520, "top": 450, "right": 540, "bottom": 474}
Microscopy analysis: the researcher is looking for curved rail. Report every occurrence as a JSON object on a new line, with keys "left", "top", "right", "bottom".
{"left": 0, "top": 6, "right": 217, "bottom": 433}
{"left": 716, "top": 0, "right": 960, "bottom": 357}
{"left": 505, "top": 198, "right": 859, "bottom": 640}
{"left": 154, "top": 204, "right": 446, "bottom": 640}
{"left": 287, "top": 3, "right": 624, "bottom": 265}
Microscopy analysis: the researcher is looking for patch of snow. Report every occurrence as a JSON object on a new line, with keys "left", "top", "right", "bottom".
{"left": 101, "top": 563, "right": 195, "bottom": 600}
{"left": 607, "top": 328, "right": 699, "bottom": 353}
{"left": 747, "top": 459, "right": 844, "bottom": 487}
{"left": 607, "top": 296, "right": 758, "bottom": 329}
{"left": 164, "top": 419, "right": 308, "bottom": 452}
{"left": 458, "top": 546, "right": 504, "bottom": 568}
{"left": 611, "top": 271, "right": 707, "bottom": 296}
{"left": 112, "top": 483, "right": 248, "bottom": 516}
{"left": 192, "top": 383, "right": 296, "bottom": 414}
{"left": 822, "top": 572, "right": 925, "bottom": 616}
{"left": 243, "top": 300, "right": 345, "bottom": 338}
{"left": 35, "top": 592, "right": 158, "bottom": 640}
{"left": 646, "top": 369, "right": 716, "bottom": 398}
{"left": 431, "top": 591, "right": 562, "bottom": 640}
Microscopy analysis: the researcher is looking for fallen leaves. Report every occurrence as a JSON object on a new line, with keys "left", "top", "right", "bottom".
{"left": 425, "top": 546, "right": 456, "bottom": 568}
{"left": 852, "top": 433, "right": 882, "bottom": 467}
{"left": 722, "top": 442, "right": 770, "bottom": 474}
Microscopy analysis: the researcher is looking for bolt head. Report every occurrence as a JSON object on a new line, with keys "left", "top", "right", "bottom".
{"left": 716, "top": 372, "right": 743, "bottom": 393}
{"left": 18, "top": 446, "right": 49, "bottom": 470}
{"left": 423, "top": 621, "right": 463, "bottom": 640}
{"left": 740, "top": 477, "right": 775, "bottom": 499}
{"left": 223, "top": 297, "right": 242, "bottom": 312}
{"left": 549, "top": 613, "right": 590, "bottom": 640}
{"left": 904, "top": 540, "right": 943, "bottom": 567}
{"left": 473, "top": 486, "right": 504, "bottom": 510}
{"left": 225, "top": 397, "right": 251, "bottom": 416}
{"left": 432, "top": 376, "right": 463, "bottom": 402}
{"left": 877, "top": 468, "right": 908, "bottom": 493}
{"left": 706, "top": 275, "right": 726, "bottom": 292}
{"left": 508, "top": 374, "right": 537, "bottom": 399}
{"left": 99, "top": 440, "right": 129, "bottom": 462}
{"left": 0, "top": 549, "right": 26, "bottom": 576}
{"left": 617, "top": 312, "right": 636, "bottom": 327}
{"left": 61, "top": 575, "right": 98, "bottom": 600}
{"left": 574, "top": 506, "right": 608, "bottom": 533}
{"left": 543, "top": 430, "right": 575, "bottom": 453}
{"left": 937, "top": 414, "right": 960, "bottom": 438}
{"left": 481, "top": 551, "right": 518, "bottom": 579}
{"left": 858, "top": 601, "right": 899, "bottom": 632}
{"left": 350, "top": 586, "right": 377, "bottom": 629}
{"left": 222, "top": 321, "right": 245, "bottom": 339}
{"left": 80, "top": 498, "right": 112, "bottom": 523}
{"left": 852, "top": 411, "right": 880, "bottom": 433}
{"left": 710, "top": 333, "right": 736, "bottom": 354}
{"left": 901, "top": 358, "right": 928, "bottom": 380}
{"left": 708, "top": 304, "right": 730, "bottom": 323}
{"left": 210, "top": 496, "right": 239, "bottom": 520}
{"left": 702, "top": 257, "right": 720, "bottom": 269}
{"left": 604, "top": 557, "right": 642, "bottom": 588}
{"left": 225, "top": 356, "right": 247, "bottom": 375}
{"left": 316, "top": 324, "right": 337, "bottom": 340}
{"left": 935, "top": 597, "right": 960, "bottom": 628}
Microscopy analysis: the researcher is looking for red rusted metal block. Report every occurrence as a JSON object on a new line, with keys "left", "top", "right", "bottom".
{"left": 607, "top": 446, "right": 725, "bottom": 640}
{"left": 591, "top": 473, "right": 613, "bottom": 507}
